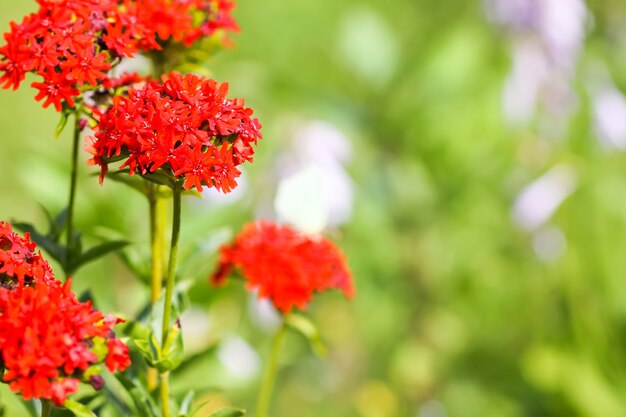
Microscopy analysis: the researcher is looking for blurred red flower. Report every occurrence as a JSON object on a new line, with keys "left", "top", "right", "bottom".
{"left": 211, "top": 221, "right": 354, "bottom": 313}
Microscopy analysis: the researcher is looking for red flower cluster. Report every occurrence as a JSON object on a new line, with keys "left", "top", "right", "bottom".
{"left": 127, "top": 0, "right": 239, "bottom": 48}
{"left": 211, "top": 221, "right": 354, "bottom": 312}
{"left": 0, "top": 0, "right": 238, "bottom": 111}
{"left": 0, "top": 221, "right": 55, "bottom": 287}
{"left": 0, "top": 222, "right": 130, "bottom": 405}
{"left": 88, "top": 72, "right": 262, "bottom": 193}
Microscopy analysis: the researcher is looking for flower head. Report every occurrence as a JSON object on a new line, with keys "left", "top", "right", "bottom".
{"left": 0, "top": 0, "right": 238, "bottom": 111}
{"left": 210, "top": 221, "right": 354, "bottom": 312}
{"left": 0, "top": 222, "right": 55, "bottom": 288}
{"left": 0, "top": 222, "right": 130, "bottom": 406}
{"left": 88, "top": 72, "right": 262, "bottom": 193}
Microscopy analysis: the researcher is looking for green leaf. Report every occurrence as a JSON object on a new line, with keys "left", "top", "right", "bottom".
{"left": 115, "top": 373, "right": 160, "bottom": 417}
{"left": 133, "top": 333, "right": 161, "bottom": 367}
{"left": 141, "top": 171, "right": 175, "bottom": 188}
{"left": 117, "top": 247, "right": 151, "bottom": 285}
{"left": 55, "top": 110, "right": 70, "bottom": 138}
{"left": 157, "top": 322, "right": 184, "bottom": 372}
{"left": 77, "top": 289, "right": 94, "bottom": 304}
{"left": 178, "top": 391, "right": 195, "bottom": 417}
{"left": 206, "top": 407, "right": 246, "bottom": 417}
{"left": 104, "top": 170, "right": 150, "bottom": 196}
{"left": 70, "top": 240, "right": 130, "bottom": 272}
{"left": 18, "top": 399, "right": 38, "bottom": 417}
{"left": 63, "top": 399, "right": 97, "bottom": 417}
{"left": 285, "top": 314, "right": 328, "bottom": 357}
{"left": 35, "top": 203, "right": 66, "bottom": 242}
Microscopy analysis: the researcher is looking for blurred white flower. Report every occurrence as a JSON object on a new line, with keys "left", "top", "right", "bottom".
{"left": 200, "top": 169, "right": 249, "bottom": 206}
{"left": 502, "top": 40, "right": 548, "bottom": 124}
{"left": 513, "top": 164, "right": 578, "bottom": 230}
{"left": 217, "top": 335, "right": 261, "bottom": 380}
{"left": 593, "top": 86, "right": 626, "bottom": 150}
{"left": 418, "top": 400, "right": 447, "bottom": 417}
{"left": 248, "top": 293, "right": 281, "bottom": 331}
{"left": 275, "top": 165, "right": 329, "bottom": 234}
{"left": 533, "top": 226, "right": 567, "bottom": 262}
{"left": 273, "top": 120, "right": 354, "bottom": 232}
{"left": 179, "top": 306, "right": 212, "bottom": 355}
{"left": 487, "top": 0, "right": 588, "bottom": 128}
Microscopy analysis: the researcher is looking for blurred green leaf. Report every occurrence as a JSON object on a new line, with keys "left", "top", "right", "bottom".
{"left": 157, "top": 322, "right": 184, "bottom": 372}
{"left": 205, "top": 407, "right": 246, "bottom": 417}
{"left": 286, "top": 313, "right": 327, "bottom": 357}
{"left": 55, "top": 110, "right": 70, "bottom": 138}
{"left": 70, "top": 240, "right": 130, "bottom": 272}
{"left": 63, "top": 399, "right": 97, "bottom": 417}
{"left": 115, "top": 373, "right": 159, "bottom": 417}
{"left": 178, "top": 391, "right": 195, "bottom": 417}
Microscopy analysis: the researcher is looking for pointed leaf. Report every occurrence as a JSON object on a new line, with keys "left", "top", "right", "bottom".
{"left": 117, "top": 247, "right": 150, "bottom": 285}
{"left": 36, "top": 203, "right": 63, "bottom": 242}
{"left": 64, "top": 399, "right": 97, "bottom": 417}
{"left": 115, "top": 373, "right": 160, "bottom": 417}
{"left": 18, "top": 399, "right": 38, "bottom": 417}
{"left": 157, "top": 323, "right": 184, "bottom": 372}
{"left": 78, "top": 289, "right": 94, "bottom": 304}
{"left": 285, "top": 314, "right": 327, "bottom": 357}
{"left": 141, "top": 171, "right": 174, "bottom": 188}
{"left": 104, "top": 170, "right": 149, "bottom": 196}
{"left": 54, "top": 209, "right": 69, "bottom": 236}
{"left": 71, "top": 240, "right": 130, "bottom": 271}
{"left": 206, "top": 407, "right": 246, "bottom": 417}
{"left": 133, "top": 333, "right": 161, "bottom": 367}
{"left": 55, "top": 110, "right": 70, "bottom": 138}
{"left": 178, "top": 391, "right": 195, "bottom": 417}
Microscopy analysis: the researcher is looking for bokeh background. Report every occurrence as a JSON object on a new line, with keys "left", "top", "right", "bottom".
{"left": 2, "top": 0, "right": 626, "bottom": 416}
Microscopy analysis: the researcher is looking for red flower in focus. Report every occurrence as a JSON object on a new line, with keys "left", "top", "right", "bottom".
{"left": 0, "top": 222, "right": 55, "bottom": 287}
{"left": 88, "top": 72, "right": 261, "bottom": 193}
{"left": 0, "top": 0, "right": 238, "bottom": 111}
{"left": 0, "top": 222, "right": 130, "bottom": 406}
{"left": 210, "top": 222, "right": 354, "bottom": 312}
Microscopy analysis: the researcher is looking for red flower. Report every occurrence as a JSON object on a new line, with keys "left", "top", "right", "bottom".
{"left": 31, "top": 70, "right": 80, "bottom": 111}
{"left": 0, "top": 0, "right": 239, "bottom": 111}
{"left": 0, "top": 222, "right": 55, "bottom": 287}
{"left": 0, "top": 222, "right": 130, "bottom": 406}
{"left": 210, "top": 222, "right": 354, "bottom": 312}
{"left": 89, "top": 72, "right": 262, "bottom": 193}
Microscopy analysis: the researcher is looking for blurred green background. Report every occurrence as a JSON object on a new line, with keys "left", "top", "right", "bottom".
{"left": 3, "top": 0, "right": 626, "bottom": 416}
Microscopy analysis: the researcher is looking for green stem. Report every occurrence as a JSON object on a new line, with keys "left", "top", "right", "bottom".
{"left": 160, "top": 186, "right": 181, "bottom": 417}
{"left": 160, "top": 372, "right": 171, "bottom": 417}
{"left": 41, "top": 400, "right": 51, "bottom": 417}
{"left": 149, "top": 185, "right": 165, "bottom": 304}
{"left": 255, "top": 319, "right": 289, "bottom": 417}
{"left": 148, "top": 184, "right": 166, "bottom": 391}
{"left": 161, "top": 187, "right": 181, "bottom": 344}
{"left": 65, "top": 114, "right": 81, "bottom": 272}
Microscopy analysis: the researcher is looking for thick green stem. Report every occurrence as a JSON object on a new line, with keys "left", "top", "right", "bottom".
{"left": 65, "top": 115, "right": 81, "bottom": 271}
{"left": 255, "top": 320, "right": 289, "bottom": 417}
{"left": 41, "top": 400, "right": 51, "bottom": 417}
{"left": 160, "top": 372, "right": 171, "bottom": 417}
{"left": 149, "top": 185, "right": 165, "bottom": 304}
{"left": 161, "top": 187, "right": 181, "bottom": 344}
{"left": 148, "top": 185, "right": 166, "bottom": 391}
{"left": 160, "top": 187, "right": 181, "bottom": 417}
